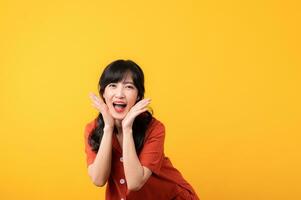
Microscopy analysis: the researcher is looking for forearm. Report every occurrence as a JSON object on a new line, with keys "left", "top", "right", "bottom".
{"left": 88, "top": 127, "right": 113, "bottom": 186}
{"left": 122, "top": 129, "right": 145, "bottom": 190}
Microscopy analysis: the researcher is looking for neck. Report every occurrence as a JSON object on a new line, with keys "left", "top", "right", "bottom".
{"left": 114, "top": 119, "right": 123, "bottom": 134}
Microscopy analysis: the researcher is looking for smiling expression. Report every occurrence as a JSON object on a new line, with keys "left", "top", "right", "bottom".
{"left": 102, "top": 73, "right": 139, "bottom": 120}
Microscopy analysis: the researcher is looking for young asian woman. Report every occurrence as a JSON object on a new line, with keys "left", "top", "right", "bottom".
{"left": 84, "top": 59, "right": 199, "bottom": 200}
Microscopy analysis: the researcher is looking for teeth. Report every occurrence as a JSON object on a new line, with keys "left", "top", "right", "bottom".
{"left": 113, "top": 103, "right": 126, "bottom": 108}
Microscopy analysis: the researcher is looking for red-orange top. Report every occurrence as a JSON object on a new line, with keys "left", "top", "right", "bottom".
{"left": 84, "top": 117, "right": 199, "bottom": 200}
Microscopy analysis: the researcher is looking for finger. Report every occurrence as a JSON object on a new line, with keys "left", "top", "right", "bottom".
{"left": 90, "top": 99, "right": 104, "bottom": 111}
{"left": 89, "top": 94, "right": 98, "bottom": 105}
{"left": 131, "top": 99, "right": 151, "bottom": 111}
{"left": 89, "top": 92, "right": 98, "bottom": 101}
{"left": 135, "top": 98, "right": 151, "bottom": 106}
{"left": 91, "top": 103, "right": 101, "bottom": 112}
{"left": 128, "top": 107, "right": 149, "bottom": 118}
{"left": 89, "top": 93, "right": 105, "bottom": 106}
{"left": 132, "top": 98, "right": 151, "bottom": 109}
{"left": 89, "top": 92, "right": 101, "bottom": 102}
{"left": 89, "top": 93, "right": 100, "bottom": 103}
{"left": 128, "top": 101, "right": 150, "bottom": 116}
{"left": 90, "top": 98, "right": 101, "bottom": 109}
{"left": 96, "top": 95, "right": 105, "bottom": 104}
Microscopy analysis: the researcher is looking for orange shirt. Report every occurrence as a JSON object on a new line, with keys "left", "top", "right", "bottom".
{"left": 84, "top": 117, "right": 199, "bottom": 200}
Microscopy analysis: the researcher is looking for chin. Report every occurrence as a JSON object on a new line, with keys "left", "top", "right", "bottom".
{"left": 110, "top": 111, "right": 128, "bottom": 120}
{"left": 112, "top": 115, "right": 125, "bottom": 120}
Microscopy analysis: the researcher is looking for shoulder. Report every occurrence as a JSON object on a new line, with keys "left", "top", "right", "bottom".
{"left": 145, "top": 117, "right": 166, "bottom": 138}
{"left": 149, "top": 117, "right": 165, "bottom": 129}
{"left": 84, "top": 118, "right": 98, "bottom": 138}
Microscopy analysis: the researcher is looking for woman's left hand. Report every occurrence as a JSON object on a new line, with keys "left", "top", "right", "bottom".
{"left": 122, "top": 98, "right": 151, "bottom": 132}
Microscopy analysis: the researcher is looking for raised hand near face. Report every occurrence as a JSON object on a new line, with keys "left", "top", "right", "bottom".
{"left": 89, "top": 92, "right": 115, "bottom": 130}
{"left": 121, "top": 98, "right": 151, "bottom": 132}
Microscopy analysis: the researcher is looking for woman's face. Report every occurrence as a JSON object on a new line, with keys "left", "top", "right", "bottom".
{"left": 102, "top": 74, "right": 139, "bottom": 121}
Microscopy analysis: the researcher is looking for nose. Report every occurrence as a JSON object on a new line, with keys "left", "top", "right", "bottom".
{"left": 115, "top": 85, "right": 125, "bottom": 98}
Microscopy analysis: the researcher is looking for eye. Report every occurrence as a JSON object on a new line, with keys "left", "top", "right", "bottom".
{"left": 108, "top": 83, "right": 117, "bottom": 88}
{"left": 125, "top": 84, "right": 135, "bottom": 89}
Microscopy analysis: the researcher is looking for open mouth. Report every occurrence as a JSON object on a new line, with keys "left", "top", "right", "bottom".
{"left": 113, "top": 103, "right": 127, "bottom": 113}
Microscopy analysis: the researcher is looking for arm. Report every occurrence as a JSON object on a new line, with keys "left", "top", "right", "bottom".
{"left": 88, "top": 127, "right": 113, "bottom": 187}
{"left": 121, "top": 98, "right": 152, "bottom": 191}
{"left": 87, "top": 93, "right": 115, "bottom": 187}
{"left": 122, "top": 128, "right": 152, "bottom": 191}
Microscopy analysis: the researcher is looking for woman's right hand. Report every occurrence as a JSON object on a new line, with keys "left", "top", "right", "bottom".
{"left": 89, "top": 92, "right": 114, "bottom": 130}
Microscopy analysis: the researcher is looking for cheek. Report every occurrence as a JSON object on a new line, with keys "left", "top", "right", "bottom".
{"left": 128, "top": 94, "right": 138, "bottom": 106}
{"left": 102, "top": 90, "right": 111, "bottom": 102}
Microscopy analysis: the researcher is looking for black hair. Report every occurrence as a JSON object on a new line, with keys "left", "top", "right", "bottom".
{"left": 88, "top": 59, "right": 153, "bottom": 154}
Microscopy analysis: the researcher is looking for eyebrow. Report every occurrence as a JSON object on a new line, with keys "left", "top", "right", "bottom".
{"left": 122, "top": 81, "right": 134, "bottom": 84}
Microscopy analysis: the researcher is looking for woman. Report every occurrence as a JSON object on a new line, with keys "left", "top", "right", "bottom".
{"left": 84, "top": 59, "right": 199, "bottom": 199}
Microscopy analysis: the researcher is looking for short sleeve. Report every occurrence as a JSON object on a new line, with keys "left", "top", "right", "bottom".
{"left": 84, "top": 120, "right": 97, "bottom": 166}
{"left": 139, "top": 119, "right": 165, "bottom": 175}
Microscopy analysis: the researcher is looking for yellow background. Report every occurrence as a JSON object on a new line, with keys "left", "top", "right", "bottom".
{"left": 1, "top": 0, "right": 300, "bottom": 199}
